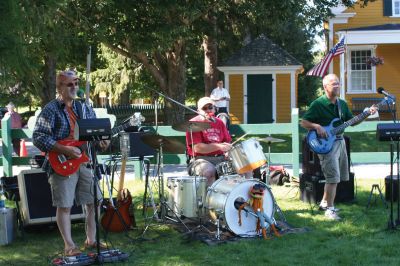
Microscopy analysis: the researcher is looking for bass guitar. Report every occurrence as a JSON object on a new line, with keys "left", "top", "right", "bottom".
{"left": 48, "top": 114, "right": 143, "bottom": 176}
{"left": 307, "top": 97, "right": 393, "bottom": 154}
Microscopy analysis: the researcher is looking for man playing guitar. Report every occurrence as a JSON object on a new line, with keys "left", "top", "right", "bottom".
{"left": 33, "top": 70, "right": 109, "bottom": 256}
{"left": 301, "top": 74, "right": 377, "bottom": 221}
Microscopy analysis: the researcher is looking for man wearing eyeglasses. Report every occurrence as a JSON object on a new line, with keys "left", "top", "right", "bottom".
{"left": 301, "top": 73, "right": 377, "bottom": 221}
{"left": 33, "top": 70, "right": 108, "bottom": 256}
{"left": 186, "top": 97, "right": 232, "bottom": 186}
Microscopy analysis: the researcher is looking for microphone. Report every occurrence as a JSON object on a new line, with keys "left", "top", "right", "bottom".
{"left": 208, "top": 116, "right": 216, "bottom": 123}
{"left": 378, "top": 87, "right": 395, "bottom": 98}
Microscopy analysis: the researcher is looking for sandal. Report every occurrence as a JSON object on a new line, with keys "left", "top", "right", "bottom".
{"left": 64, "top": 246, "right": 82, "bottom": 257}
{"left": 83, "top": 240, "right": 108, "bottom": 250}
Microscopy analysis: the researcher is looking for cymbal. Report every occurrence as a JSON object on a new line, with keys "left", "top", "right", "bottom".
{"left": 172, "top": 121, "right": 210, "bottom": 132}
{"left": 257, "top": 136, "right": 286, "bottom": 144}
{"left": 141, "top": 134, "right": 186, "bottom": 153}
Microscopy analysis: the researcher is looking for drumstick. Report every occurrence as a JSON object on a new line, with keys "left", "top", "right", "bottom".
{"left": 231, "top": 131, "right": 251, "bottom": 146}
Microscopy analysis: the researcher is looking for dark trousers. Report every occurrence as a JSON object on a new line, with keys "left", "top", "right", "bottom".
{"left": 12, "top": 138, "right": 21, "bottom": 156}
{"left": 216, "top": 107, "right": 228, "bottom": 115}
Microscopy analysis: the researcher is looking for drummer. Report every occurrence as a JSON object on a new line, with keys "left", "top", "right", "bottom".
{"left": 186, "top": 97, "right": 232, "bottom": 186}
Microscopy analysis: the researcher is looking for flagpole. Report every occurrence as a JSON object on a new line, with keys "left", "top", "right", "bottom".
{"left": 340, "top": 33, "right": 346, "bottom": 99}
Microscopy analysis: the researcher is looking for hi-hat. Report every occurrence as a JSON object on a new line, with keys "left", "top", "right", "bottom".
{"left": 141, "top": 134, "right": 186, "bottom": 153}
{"left": 257, "top": 136, "right": 286, "bottom": 144}
{"left": 172, "top": 121, "right": 210, "bottom": 132}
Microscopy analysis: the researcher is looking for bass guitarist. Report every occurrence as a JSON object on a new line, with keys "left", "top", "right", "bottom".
{"left": 33, "top": 70, "right": 109, "bottom": 256}
{"left": 301, "top": 74, "right": 377, "bottom": 221}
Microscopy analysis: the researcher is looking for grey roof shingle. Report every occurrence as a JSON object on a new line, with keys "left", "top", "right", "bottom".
{"left": 219, "top": 35, "right": 302, "bottom": 67}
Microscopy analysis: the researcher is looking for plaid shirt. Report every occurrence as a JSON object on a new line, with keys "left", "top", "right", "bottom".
{"left": 33, "top": 99, "right": 96, "bottom": 153}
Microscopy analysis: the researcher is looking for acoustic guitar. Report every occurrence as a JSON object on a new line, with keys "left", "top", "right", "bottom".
{"left": 101, "top": 155, "right": 133, "bottom": 232}
{"left": 48, "top": 115, "right": 141, "bottom": 176}
{"left": 307, "top": 97, "right": 392, "bottom": 154}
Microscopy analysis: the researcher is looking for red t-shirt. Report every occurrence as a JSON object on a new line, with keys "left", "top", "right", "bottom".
{"left": 66, "top": 106, "right": 77, "bottom": 139}
{"left": 186, "top": 115, "right": 232, "bottom": 156}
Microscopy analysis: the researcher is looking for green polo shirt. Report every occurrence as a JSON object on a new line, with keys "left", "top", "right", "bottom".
{"left": 302, "top": 95, "right": 353, "bottom": 127}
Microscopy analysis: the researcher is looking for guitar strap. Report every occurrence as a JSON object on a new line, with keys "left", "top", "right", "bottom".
{"left": 336, "top": 98, "right": 343, "bottom": 122}
{"left": 74, "top": 100, "right": 84, "bottom": 119}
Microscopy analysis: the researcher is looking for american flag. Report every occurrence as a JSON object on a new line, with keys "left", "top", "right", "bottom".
{"left": 307, "top": 37, "right": 345, "bottom": 77}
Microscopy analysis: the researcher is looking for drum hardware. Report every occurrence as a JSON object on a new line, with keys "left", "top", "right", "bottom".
{"left": 140, "top": 134, "right": 192, "bottom": 233}
{"left": 172, "top": 121, "right": 211, "bottom": 132}
{"left": 259, "top": 135, "right": 286, "bottom": 185}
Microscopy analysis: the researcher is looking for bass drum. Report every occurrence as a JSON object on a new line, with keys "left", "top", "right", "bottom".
{"left": 205, "top": 175, "right": 275, "bottom": 237}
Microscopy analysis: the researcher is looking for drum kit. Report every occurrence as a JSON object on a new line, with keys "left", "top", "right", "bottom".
{"left": 139, "top": 119, "right": 287, "bottom": 239}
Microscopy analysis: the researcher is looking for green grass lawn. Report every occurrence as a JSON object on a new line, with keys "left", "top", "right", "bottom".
{"left": 1, "top": 178, "right": 400, "bottom": 265}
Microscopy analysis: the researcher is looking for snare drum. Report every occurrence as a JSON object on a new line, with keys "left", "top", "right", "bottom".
{"left": 228, "top": 138, "right": 266, "bottom": 174}
{"left": 167, "top": 176, "right": 207, "bottom": 218}
{"left": 205, "top": 175, "right": 275, "bottom": 237}
{"left": 216, "top": 161, "right": 236, "bottom": 177}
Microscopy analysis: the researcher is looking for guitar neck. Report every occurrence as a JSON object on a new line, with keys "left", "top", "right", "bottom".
{"left": 332, "top": 99, "right": 387, "bottom": 135}
{"left": 117, "top": 158, "right": 127, "bottom": 201}
{"left": 111, "top": 122, "right": 131, "bottom": 135}
{"left": 332, "top": 110, "right": 370, "bottom": 135}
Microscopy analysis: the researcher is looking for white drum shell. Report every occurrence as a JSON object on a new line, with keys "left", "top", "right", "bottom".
{"left": 205, "top": 175, "right": 275, "bottom": 237}
{"left": 167, "top": 176, "right": 207, "bottom": 218}
{"left": 228, "top": 138, "right": 266, "bottom": 174}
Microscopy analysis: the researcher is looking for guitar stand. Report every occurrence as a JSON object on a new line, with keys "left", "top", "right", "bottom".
{"left": 101, "top": 158, "right": 135, "bottom": 241}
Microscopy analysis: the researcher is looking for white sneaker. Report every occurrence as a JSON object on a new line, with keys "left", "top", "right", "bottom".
{"left": 325, "top": 209, "right": 341, "bottom": 221}
{"left": 319, "top": 203, "right": 340, "bottom": 212}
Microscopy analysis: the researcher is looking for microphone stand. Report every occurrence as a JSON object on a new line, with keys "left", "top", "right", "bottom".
{"left": 384, "top": 96, "right": 399, "bottom": 229}
{"left": 149, "top": 88, "right": 213, "bottom": 122}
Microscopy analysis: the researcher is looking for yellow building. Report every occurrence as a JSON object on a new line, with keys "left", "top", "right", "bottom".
{"left": 218, "top": 35, "right": 303, "bottom": 124}
{"left": 327, "top": 1, "right": 400, "bottom": 119}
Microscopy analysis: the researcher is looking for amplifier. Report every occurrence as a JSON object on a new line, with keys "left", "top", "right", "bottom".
{"left": 119, "top": 132, "right": 156, "bottom": 158}
{"left": 17, "top": 169, "right": 85, "bottom": 226}
{"left": 300, "top": 172, "right": 355, "bottom": 204}
{"left": 377, "top": 123, "right": 400, "bottom": 141}
{"left": 385, "top": 175, "right": 399, "bottom": 201}
{"left": 302, "top": 136, "right": 351, "bottom": 176}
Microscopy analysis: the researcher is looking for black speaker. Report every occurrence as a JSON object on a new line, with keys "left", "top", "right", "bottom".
{"left": 385, "top": 175, "right": 399, "bottom": 201}
{"left": 302, "top": 135, "right": 351, "bottom": 176}
{"left": 119, "top": 132, "right": 156, "bottom": 158}
{"left": 300, "top": 172, "right": 355, "bottom": 204}
{"left": 17, "top": 169, "right": 85, "bottom": 226}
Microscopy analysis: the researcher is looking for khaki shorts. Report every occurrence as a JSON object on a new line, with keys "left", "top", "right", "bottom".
{"left": 187, "top": 156, "right": 227, "bottom": 177}
{"left": 317, "top": 139, "right": 349, "bottom": 184}
{"left": 48, "top": 164, "right": 102, "bottom": 208}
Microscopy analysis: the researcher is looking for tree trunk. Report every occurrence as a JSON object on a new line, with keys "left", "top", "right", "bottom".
{"left": 203, "top": 35, "right": 219, "bottom": 97}
{"left": 40, "top": 54, "right": 56, "bottom": 105}
{"left": 163, "top": 40, "right": 187, "bottom": 125}
{"left": 119, "top": 87, "right": 131, "bottom": 105}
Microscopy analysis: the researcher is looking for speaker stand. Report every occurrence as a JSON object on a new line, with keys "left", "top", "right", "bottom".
{"left": 366, "top": 184, "right": 387, "bottom": 209}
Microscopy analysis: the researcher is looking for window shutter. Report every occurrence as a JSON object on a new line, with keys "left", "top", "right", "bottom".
{"left": 383, "top": 0, "right": 393, "bottom": 16}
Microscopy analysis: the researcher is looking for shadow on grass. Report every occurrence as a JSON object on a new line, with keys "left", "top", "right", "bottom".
{"left": 3, "top": 179, "right": 400, "bottom": 265}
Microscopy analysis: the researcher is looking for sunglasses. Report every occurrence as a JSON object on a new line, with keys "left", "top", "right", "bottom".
{"left": 64, "top": 82, "right": 78, "bottom": 87}
{"left": 202, "top": 105, "right": 214, "bottom": 110}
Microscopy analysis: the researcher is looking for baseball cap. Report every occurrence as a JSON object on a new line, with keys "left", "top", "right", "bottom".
{"left": 197, "top": 97, "right": 215, "bottom": 110}
{"left": 56, "top": 70, "right": 80, "bottom": 88}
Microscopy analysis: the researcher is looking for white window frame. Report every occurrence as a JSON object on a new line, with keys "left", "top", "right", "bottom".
{"left": 346, "top": 45, "right": 376, "bottom": 94}
{"left": 393, "top": 0, "right": 400, "bottom": 17}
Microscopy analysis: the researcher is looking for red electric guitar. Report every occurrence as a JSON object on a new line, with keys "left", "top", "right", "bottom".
{"left": 48, "top": 114, "right": 143, "bottom": 176}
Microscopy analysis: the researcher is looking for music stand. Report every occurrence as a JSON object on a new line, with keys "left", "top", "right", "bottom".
{"left": 74, "top": 118, "right": 112, "bottom": 262}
